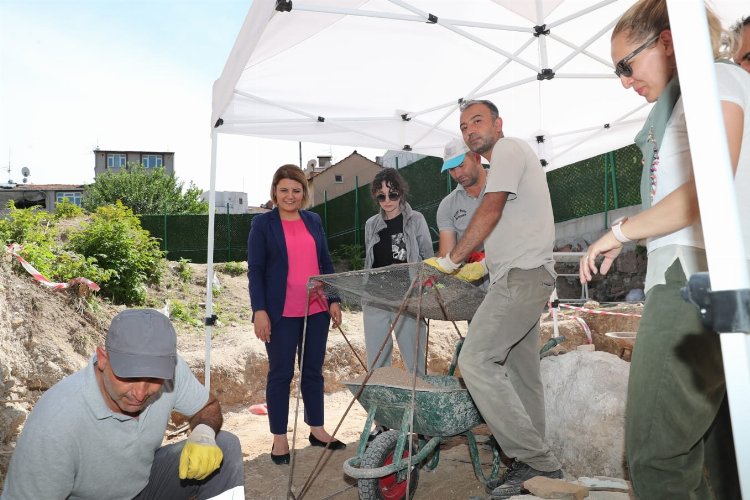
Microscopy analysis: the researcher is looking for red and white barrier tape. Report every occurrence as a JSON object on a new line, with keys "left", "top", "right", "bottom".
{"left": 6, "top": 244, "right": 100, "bottom": 291}
{"left": 559, "top": 303, "right": 641, "bottom": 318}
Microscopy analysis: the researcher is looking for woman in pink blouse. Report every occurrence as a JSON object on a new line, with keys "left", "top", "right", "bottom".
{"left": 248, "top": 165, "right": 344, "bottom": 465}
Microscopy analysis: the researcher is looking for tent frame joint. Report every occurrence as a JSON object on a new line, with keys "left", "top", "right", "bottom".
{"left": 537, "top": 68, "right": 555, "bottom": 81}
{"left": 426, "top": 13, "right": 437, "bottom": 24}
{"left": 275, "top": 0, "right": 292, "bottom": 13}
{"left": 682, "top": 273, "right": 750, "bottom": 333}
{"left": 533, "top": 24, "right": 550, "bottom": 37}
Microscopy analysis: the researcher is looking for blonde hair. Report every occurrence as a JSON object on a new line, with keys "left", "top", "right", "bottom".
{"left": 270, "top": 164, "right": 310, "bottom": 208}
{"left": 613, "top": 0, "right": 733, "bottom": 60}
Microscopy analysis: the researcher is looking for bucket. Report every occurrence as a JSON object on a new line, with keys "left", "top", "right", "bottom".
{"left": 605, "top": 331, "right": 637, "bottom": 361}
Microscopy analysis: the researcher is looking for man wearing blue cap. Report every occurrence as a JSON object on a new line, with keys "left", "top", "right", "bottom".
{"left": 1, "top": 309, "right": 245, "bottom": 500}
{"left": 427, "top": 100, "right": 560, "bottom": 499}
{"left": 436, "top": 138, "right": 488, "bottom": 288}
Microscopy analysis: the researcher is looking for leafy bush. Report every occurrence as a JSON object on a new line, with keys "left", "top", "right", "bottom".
{"left": 216, "top": 261, "right": 246, "bottom": 277}
{"left": 54, "top": 198, "right": 84, "bottom": 219}
{"left": 67, "top": 201, "right": 164, "bottom": 304}
{"left": 331, "top": 244, "right": 364, "bottom": 271}
{"left": 177, "top": 258, "right": 193, "bottom": 283}
{"left": 169, "top": 299, "right": 201, "bottom": 327}
{"left": 52, "top": 251, "right": 114, "bottom": 286}
{"left": 0, "top": 201, "right": 58, "bottom": 277}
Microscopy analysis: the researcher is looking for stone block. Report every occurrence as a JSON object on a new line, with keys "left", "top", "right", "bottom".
{"left": 525, "top": 476, "right": 589, "bottom": 499}
{"left": 541, "top": 352, "right": 629, "bottom": 478}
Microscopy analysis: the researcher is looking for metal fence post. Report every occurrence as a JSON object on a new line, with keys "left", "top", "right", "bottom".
{"left": 603, "top": 153, "right": 610, "bottom": 228}
{"left": 163, "top": 204, "right": 168, "bottom": 258}
{"left": 226, "top": 202, "right": 231, "bottom": 262}
{"left": 354, "top": 176, "right": 359, "bottom": 247}
{"left": 610, "top": 151, "right": 619, "bottom": 210}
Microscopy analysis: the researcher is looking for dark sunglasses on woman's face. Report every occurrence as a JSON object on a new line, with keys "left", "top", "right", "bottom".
{"left": 376, "top": 192, "right": 400, "bottom": 202}
{"left": 614, "top": 33, "right": 660, "bottom": 78}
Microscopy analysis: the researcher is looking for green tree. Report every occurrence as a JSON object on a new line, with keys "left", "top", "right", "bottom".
{"left": 82, "top": 163, "right": 208, "bottom": 215}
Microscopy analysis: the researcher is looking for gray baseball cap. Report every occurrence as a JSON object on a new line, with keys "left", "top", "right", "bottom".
{"left": 105, "top": 309, "right": 177, "bottom": 380}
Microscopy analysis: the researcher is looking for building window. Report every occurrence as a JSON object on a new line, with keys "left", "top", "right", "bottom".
{"left": 334, "top": 174, "right": 344, "bottom": 183}
{"left": 142, "top": 154, "right": 163, "bottom": 169}
{"left": 107, "top": 154, "right": 126, "bottom": 168}
{"left": 56, "top": 192, "right": 82, "bottom": 206}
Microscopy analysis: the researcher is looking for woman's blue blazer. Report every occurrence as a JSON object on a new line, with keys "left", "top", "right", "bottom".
{"left": 247, "top": 208, "right": 337, "bottom": 323}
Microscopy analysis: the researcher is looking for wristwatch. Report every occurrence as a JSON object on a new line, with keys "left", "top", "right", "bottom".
{"left": 611, "top": 216, "right": 631, "bottom": 243}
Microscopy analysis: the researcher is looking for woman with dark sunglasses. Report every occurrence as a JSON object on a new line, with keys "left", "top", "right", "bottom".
{"left": 362, "top": 168, "right": 434, "bottom": 382}
{"left": 579, "top": 0, "right": 749, "bottom": 498}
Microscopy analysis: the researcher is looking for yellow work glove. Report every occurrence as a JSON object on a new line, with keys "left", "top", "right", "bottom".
{"left": 424, "top": 254, "right": 461, "bottom": 274}
{"left": 454, "top": 260, "right": 488, "bottom": 282}
{"left": 178, "top": 424, "right": 224, "bottom": 480}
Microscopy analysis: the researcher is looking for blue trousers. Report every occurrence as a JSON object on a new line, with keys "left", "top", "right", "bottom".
{"left": 265, "top": 312, "right": 330, "bottom": 435}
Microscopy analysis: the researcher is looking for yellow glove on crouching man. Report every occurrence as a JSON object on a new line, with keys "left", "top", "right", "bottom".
{"left": 178, "top": 423, "right": 224, "bottom": 480}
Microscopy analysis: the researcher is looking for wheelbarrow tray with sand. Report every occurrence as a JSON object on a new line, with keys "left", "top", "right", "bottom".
{"left": 342, "top": 370, "right": 502, "bottom": 499}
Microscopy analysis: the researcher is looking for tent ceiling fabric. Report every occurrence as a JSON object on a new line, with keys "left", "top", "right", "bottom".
{"left": 210, "top": 0, "right": 738, "bottom": 169}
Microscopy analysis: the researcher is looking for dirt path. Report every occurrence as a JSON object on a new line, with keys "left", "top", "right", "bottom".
{"left": 222, "top": 391, "right": 493, "bottom": 499}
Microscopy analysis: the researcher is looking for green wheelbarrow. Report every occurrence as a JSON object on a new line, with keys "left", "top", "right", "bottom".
{"left": 342, "top": 369, "right": 503, "bottom": 499}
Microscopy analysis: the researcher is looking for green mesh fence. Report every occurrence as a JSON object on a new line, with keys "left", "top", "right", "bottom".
{"left": 139, "top": 213, "right": 256, "bottom": 264}
{"left": 548, "top": 144, "right": 642, "bottom": 223}
{"left": 139, "top": 144, "right": 642, "bottom": 264}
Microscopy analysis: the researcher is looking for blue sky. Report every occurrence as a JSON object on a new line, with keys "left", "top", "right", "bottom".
{"left": 0, "top": 0, "right": 377, "bottom": 206}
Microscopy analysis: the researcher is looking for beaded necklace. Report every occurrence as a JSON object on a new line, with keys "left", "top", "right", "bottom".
{"left": 646, "top": 126, "right": 659, "bottom": 201}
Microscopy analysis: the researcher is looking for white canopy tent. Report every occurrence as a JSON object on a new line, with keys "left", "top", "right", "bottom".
{"left": 207, "top": 0, "right": 749, "bottom": 494}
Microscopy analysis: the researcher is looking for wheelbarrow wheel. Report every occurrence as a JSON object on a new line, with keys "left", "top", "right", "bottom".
{"left": 358, "top": 430, "right": 419, "bottom": 500}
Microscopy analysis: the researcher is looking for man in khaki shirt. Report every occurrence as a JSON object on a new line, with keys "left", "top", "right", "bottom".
{"left": 428, "top": 100, "right": 560, "bottom": 499}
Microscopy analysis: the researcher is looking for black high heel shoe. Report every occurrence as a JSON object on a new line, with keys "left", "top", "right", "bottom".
{"left": 271, "top": 443, "right": 290, "bottom": 465}
{"left": 309, "top": 434, "right": 347, "bottom": 450}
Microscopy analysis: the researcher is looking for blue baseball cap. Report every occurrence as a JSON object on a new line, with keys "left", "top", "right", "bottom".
{"left": 441, "top": 138, "right": 470, "bottom": 172}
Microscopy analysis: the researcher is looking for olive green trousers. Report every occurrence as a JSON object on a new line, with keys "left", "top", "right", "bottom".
{"left": 626, "top": 260, "right": 739, "bottom": 499}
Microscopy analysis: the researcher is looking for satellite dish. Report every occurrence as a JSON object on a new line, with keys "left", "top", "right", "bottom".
{"left": 306, "top": 159, "right": 317, "bottom": 170}
{"left": 21, "top": 167, "right": 30, "bottom": 177}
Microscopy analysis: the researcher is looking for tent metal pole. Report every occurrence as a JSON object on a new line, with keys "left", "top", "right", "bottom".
{"left": 387, "top": 0, "right": 539, "bottom": 73}
{"left": 232, "top": 90, "right": 400, "bottom": 147}
{"left": 409, "top": 38, "right": 535, "bottom": 119}
{"left": 667, "top": 1, "right": 750, "bottom": 496}
{"left": 290, "top": 3, "right": 532, "bottom": 33}
{"left": 549, "top": 32, "right": 614, "bottom": 67}
{"left": 535, "top": 0, "right": 549, "bottom": 69}
{"left": 203, "top": 127, "right": 219, "bottom": 390}
{"left": 551, "top": 105, "right": 652, "bottom": 162}
{"left": 552, "top": 20, "right": 617, "bottom": 72}
{"left": 546, "top": 0, "right": 618, "bottom": 30}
